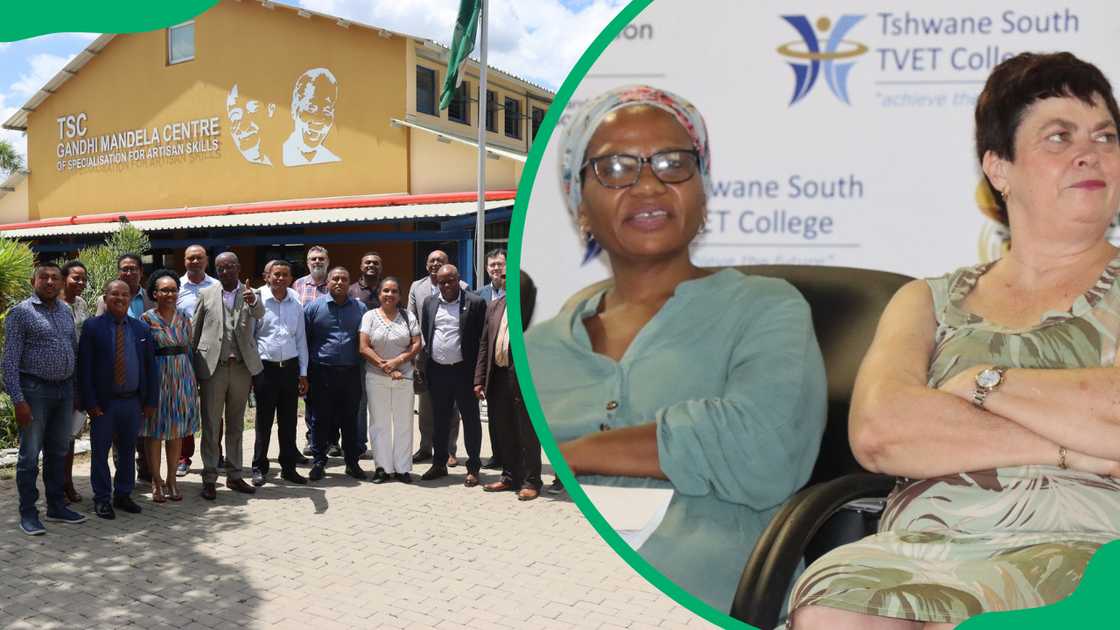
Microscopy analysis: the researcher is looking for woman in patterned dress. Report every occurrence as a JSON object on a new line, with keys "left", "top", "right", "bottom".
{"left": 139, "top": 270, "right": 201, "bottom": 502}
{"left": 791, "top": 52, "right": 1120, "bottom": 629}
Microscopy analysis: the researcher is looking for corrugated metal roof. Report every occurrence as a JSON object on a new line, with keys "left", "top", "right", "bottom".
{"left": 0, "top": 198, "right": 510, "bottom": 238}
{"left": 392, "top": 117, "right": 527, "bottom": 162}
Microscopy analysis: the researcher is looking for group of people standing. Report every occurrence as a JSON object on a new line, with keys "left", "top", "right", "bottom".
{"left": 4, "top": 241, "right": 543, "bottom": 536}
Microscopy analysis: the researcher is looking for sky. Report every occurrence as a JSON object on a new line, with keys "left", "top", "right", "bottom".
{"left": 0, "top": 0, "right": 625, "bottom": 166}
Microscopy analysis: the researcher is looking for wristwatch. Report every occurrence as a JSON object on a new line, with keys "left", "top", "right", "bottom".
{"left": 971, "top": 366, "right": 1008, "bottom": 408}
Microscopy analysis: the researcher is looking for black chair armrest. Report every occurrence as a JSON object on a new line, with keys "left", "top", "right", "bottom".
{"left": 730, "top": 473, "right": 896, "bottom": 629}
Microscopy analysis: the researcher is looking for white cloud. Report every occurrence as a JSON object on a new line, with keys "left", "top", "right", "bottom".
{"left": 10, "top": 53, "right": 72, "bottom": 98}
{"left": 295, "top": 0, "right": 625, "bottom": 90}
{"left": 0, "top": 93, "right": 28, "bottom": 165}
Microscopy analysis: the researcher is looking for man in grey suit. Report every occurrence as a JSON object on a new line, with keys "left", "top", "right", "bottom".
{"left": 191, "top": 252, "right": 265, "bottom": 500}
{"left": 407, "top": 249, "right": 466, "bottom": 465}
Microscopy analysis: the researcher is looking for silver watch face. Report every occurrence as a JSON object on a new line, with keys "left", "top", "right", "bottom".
{"left": 976, "top": 368, "right": 1002, "bottom": 388}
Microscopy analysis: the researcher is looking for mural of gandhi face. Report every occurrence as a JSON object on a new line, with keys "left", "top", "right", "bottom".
{"left": 227, "top": 83, "right": 276, "bottom": 166}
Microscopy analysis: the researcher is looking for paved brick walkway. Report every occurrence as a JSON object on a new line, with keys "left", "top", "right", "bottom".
{"left": 0, "top": 412, "right": 713, "bottom": 629}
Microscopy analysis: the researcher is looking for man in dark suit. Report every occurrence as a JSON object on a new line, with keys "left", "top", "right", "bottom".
{"left": 78, "top": 280, "right": 160, "bottom": 519}
{"left": 475, "top": 271, "right": 542, "bottom": 500}
{"left": 419, "top": 264, "right": 487, "bottom": 486}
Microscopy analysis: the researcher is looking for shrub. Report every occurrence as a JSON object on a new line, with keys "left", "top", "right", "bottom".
{"left": 76, "top": 223, "right": 152, "bottom": 314}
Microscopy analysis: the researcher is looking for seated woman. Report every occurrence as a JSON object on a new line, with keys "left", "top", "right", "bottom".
{"left": 525, "top": 85, "right": 827, "bottom": 612}
{"left": 790, "top": 52, "right": 1120, "bottom": 630}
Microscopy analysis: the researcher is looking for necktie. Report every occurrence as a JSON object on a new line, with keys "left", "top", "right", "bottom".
{"left": 495, "top": 306, "right": 510, "bottom": 368}
{"left": 114, "top": 321, "right": 126, "bottom": 387}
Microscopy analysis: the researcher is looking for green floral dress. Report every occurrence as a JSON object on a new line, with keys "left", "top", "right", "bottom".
{"left": 788, "top": 257, "right": 1120, "bottom": 625}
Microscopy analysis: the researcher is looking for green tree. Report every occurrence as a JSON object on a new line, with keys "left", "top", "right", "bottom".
{"left": 0, "top": 237, "right": 36, "bottom": 449}
{"left": 0, "top": 139, "right": 23, "bottom": 176}
{"left": 76, "top": 223, "right": 152, "bottom": 313}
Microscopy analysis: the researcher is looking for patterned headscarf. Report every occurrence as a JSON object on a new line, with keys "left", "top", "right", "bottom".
{"left": 558, "top": 85, "right": 713, "bottom": 263}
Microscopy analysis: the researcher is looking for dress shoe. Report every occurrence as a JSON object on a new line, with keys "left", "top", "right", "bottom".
{"left": 281, "top": 469, "right": 307, "bottom": 485}
{"left": 420, "top": 465, "right": 448, "bottom": 481}
{"left": 344, "top": 464, "right": 368, "bottom": 481}
{"left": 328, "top": 445, "right": 343, "bottom": 458}
{"left": 482, "top": 458, "right": 503, "bottom": 470}
{"left": 371, "top": 467, "right": 390, "bottom": 484}
{"left": 226, "top": 478, "right": 256, "bottom": 494}
{"left": 359, "top": 450, "right": 374, "bottom": 461}
{"left": 19, "top": 514, "right": 46, "bottom": 535}
{"left": 309, "top": 463, "right": 325, "bottom": 481}
{"left": 447, "top": 455, "right": 459, "bottom": 468}
{"left": 301, "top": 445, "right": 315, "bottom": 457}
{"left": 93, "top": 502, "right": 116, "bottom": 520}
{"left": 112, "top": 495, "right": 142, "bottom": 514}
{"left": 464, "top": 473, "right": 480, "bottom": 488}
{"left": 175, "top": 461, "right": 190, "bottom": 477}
{"left": 412, "top": 449, "right": 432, "bottom": 463}
{"left": 547, "top": 478, "right": 564, "bottom": 494}
{"left": 251, "top": 469, "right": 266, "bottom": 487}
{"left": 200, "top": 482, "right": 217, "bottom": 501}
{"left": 393, "top": 472, "right": 413, "bottom": 484}
{"left": 483, "top": 479, "right": 514, "bottom": 493}
{"left": 517, "top": 487, "right": 540, "bottom": 502}
{"left": 137, "top": 472, "right": 152, "bottom": 484}
{"left": 295, "top": 454, "right": 310, "bottom": 465}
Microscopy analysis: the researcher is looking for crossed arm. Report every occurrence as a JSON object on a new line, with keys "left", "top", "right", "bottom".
{"left": 851, "top": 280, "right": 1120, "bottom": 479}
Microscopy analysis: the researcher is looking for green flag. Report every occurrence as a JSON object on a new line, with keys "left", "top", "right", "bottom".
{"left": 439, "top": 0, "right": 481, "bottom": 111}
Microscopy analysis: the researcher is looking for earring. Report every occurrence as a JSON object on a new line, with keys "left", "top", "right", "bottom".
{"left": 1000, "top": 187, "right": 1010, "bottom": 202}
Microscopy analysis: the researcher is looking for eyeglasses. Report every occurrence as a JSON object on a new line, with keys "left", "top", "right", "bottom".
{"left": 581, "top": 149, "right": 701, "bottom": 189}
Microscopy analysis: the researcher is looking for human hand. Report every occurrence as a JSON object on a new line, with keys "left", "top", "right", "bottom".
{"left": 1065, "top": 449, "right": 1120, "bottom": 477}
{"left": 390, "top": 370, "right": 404, "bottom": 381}
{"left": 938, "top": 365, "right": 991, "bottom": 401}
{"left": 473, "top": 385, "right": 485, "bottom": 400}
{"left": 242, "top": 279, "right": 256, "bottom": 306}
{"left": 14, "top": 402, "right": 32, "bottom": 428}
{"left": 298, "top": 376, "right": 309, "bottom": 396}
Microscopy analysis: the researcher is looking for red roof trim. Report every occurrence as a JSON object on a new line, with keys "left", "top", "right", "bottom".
{"left": 0, "top": 190, "right": 516, "bottom": 232}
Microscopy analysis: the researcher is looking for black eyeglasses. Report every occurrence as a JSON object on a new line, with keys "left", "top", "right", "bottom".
{"left": 581, "top": 149, "right": 701, "bottom": 189}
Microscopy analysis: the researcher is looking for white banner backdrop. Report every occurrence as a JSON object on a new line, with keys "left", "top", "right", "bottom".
{"left": 522, "top": 0, "right": 1120, "bottom": 320}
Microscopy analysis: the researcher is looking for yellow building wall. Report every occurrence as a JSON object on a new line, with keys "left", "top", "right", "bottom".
{"left": 408, "top": 129, "right": 522, "bottom": 194}
{"left": 0, "top": 175, "right": 29, "bottom": 223}
{"left": 26, "top": 0, "right": 409, "bottom": 219}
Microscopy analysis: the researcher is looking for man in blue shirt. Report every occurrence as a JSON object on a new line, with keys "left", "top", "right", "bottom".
{"left": 78, "top": 280, "right": 159, "bottom": 520}
{"left": 2, "top": 262, "right": 87, "bottom": 534}
{"left": 251, "top": 260, "right": 309, "bottom": 486}
{"left": 304, "top": 267, "right": 367, "bottom": 481}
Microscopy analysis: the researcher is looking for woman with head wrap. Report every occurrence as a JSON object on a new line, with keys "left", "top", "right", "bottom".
{"left": 525, "top": 85, "right": 827, "bottom": 611}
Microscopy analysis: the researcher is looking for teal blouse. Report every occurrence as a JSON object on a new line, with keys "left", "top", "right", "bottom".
{"left": 526, "top": 269, "right": 827, "bottom": 612}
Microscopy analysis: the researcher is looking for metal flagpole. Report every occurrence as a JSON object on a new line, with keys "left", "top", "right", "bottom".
{"left": 474, "top": 0, "right": 488, "bottom": 289}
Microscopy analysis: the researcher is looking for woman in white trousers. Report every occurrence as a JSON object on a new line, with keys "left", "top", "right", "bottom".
{"left": 359, "top": 277, "right": 421, "bottom": 483}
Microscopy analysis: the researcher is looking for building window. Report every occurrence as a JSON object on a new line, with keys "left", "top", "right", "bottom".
{"left": 485, "top": 91, "right": 497, "bottom": 132}
{"left": 531, "top": 107, "right": 546, "bottom": 140}
{"left": 448, "top": 80, "right": 470, "bottom": 125}
{"left": 168, "top": 21, "right": 195, "bottom": 65}
{"left": 416, "top": 66, "right": 436, "bottom": 115}
{"left": 504, "top": 97, "right": 521, "bottom": 139}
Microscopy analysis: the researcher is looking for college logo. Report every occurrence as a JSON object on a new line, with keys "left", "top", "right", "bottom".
{"left": 777, "top": 15, "right": 867, "bottom": 106}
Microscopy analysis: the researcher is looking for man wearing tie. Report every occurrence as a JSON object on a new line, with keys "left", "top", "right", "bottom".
{"left": 78, "top": 280, "right": 160, "bottom": 519}
{"left": 191, "top": 252, "right": 264, "bottom": 500}
{"left": 419, "top": 264, "right": 487, "bottom": 486}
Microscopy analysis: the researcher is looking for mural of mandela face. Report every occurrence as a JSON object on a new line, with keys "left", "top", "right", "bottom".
{"left": 227, "top": 83, "right": 277, "bottom": 166}
{"left": 283, "top": 67, "right": 341, "bottom": 167}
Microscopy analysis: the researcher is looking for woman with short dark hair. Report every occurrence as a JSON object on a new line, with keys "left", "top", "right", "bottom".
{"left": 139, "top": 270, "right": 200, "bottom": 502}
{"left": 791, "top": 52, "right": 1120, "bottom": 629}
